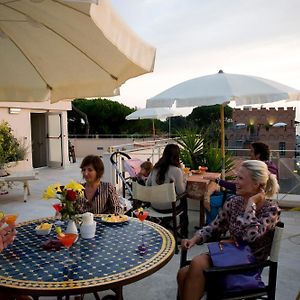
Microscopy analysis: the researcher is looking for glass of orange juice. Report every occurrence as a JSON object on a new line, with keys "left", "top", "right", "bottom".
{"left": 183, "top": 167, "right": 190, "bottom": 174}
{"left": 5, "top": 214, "right": 18, "bottom": 225}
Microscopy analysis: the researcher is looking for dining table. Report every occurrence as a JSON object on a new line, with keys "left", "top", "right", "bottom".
{"left": 186, "top": 172, "right": 221, "bottom": 228}
{"left": 0, "top": 215, "right": 175, "bottom": 299}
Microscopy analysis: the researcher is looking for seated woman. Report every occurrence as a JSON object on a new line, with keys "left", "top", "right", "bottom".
{"left": 78, "top": 155, "right": 122, "bottom": 214}
{"left": 146, "top": 144, "right": 186, "bottom": 211}
{"left": 203, "top": 141, "right": 279, "bottom": 211}
{"left": 177, "top": 160, "right": 280, "bottom": 300}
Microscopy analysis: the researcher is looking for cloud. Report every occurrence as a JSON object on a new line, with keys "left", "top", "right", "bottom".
{"left": 109, "top": 0, "right": 300, "bottom": 114}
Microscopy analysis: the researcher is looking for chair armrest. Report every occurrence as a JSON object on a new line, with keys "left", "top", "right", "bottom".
{"left": 204, "top": 260, "right": 270, "bottom": 277}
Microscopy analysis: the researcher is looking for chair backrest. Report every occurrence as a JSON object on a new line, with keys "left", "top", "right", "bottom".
{"left": 132, "top": 181, "right": 177, "bottom": 204}
{"left": 270, "top": 221, "right": 284, "bottom": 262}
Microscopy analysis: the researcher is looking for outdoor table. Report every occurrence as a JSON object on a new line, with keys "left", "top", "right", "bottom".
{"left": 187, "top": 172, "right": 220, "bottom": 228}
{"left": 0, "top": 216, "right": 175, "bottom": 299}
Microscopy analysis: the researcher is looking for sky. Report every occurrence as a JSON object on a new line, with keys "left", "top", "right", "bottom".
{"left": 109, "top": 0, "right": 300, "bottom": 118}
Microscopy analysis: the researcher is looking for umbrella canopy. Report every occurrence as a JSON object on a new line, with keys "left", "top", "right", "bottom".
{"left": 0, "top": 0, "right": 156, "bottom": 103}
{"left": 146, "top": 70, "right": 300, "bottom": 177}
{"left": 147, "top": 70, "right": 300, "bottom": 108}
{"left": 126, "top": 107, "right": 179, "bottom": 120}
{"left": 273, "top": 122, "right": 287, "bottom": 127}
{"left": 126, "top": 107, "right": 181, "bottom": 136}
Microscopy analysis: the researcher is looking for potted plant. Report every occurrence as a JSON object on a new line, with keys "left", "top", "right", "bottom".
{"left": 0, "top": 121, "right": 28, "bottom": 176}
{"left": 176, "top": 128, "right": 204, "bottom": 170}
{"left": 202, "top": 142, "right": 234, "bottom": 175}
{"left": 176, "top": 127, "right": 234, "bottom": 176}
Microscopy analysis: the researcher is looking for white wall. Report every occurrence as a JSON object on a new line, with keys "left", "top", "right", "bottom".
{"left": 0, "top": 100, "right": 71, "bottom": 172}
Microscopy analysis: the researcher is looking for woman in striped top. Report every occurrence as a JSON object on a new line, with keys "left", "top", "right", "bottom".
{"left": 78, "top": 155, "right": 122, "bottom": 215}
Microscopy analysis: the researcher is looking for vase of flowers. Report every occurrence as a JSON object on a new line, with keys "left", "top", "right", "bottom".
{"left": 43, "top": 180, "right": 85, "bottom": 234}
{"left": 66, "top": 219, "right": 78, "bottom": 235}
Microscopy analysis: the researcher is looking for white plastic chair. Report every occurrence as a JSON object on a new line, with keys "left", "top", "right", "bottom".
{"left": 132, "top": 181, "right": 188, "bottom": 253}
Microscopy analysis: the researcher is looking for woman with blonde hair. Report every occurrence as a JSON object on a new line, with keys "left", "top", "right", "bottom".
{"left": 177, "top": 160, "right": 280, "bottom": 300}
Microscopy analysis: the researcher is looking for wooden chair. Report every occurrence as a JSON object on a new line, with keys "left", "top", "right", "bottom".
{"left": 179, "top": 222, "right": 284, "bottom": 300}
{"left": 132, "top": 181, "right": 188, "bottom": 254}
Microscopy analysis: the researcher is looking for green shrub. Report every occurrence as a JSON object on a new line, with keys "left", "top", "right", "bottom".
{"left": 202, "top": 143, "right": 234, "bottom": 174}
{"left": 176, "top": 128, "right": 204, "bottom": 170}
{"left": 176, "top": 128, "right": 234, "bottom": 174}
{"left": 0, "top": 121, "right": 27, "bottom": 169}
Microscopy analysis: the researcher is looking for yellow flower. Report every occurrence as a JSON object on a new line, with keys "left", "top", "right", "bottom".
{"left": 52, "top": 183, "right": 62, "bottom": 193}
{"left": 65, "top": 180, "right": 85, "bottom": 192}
{"left": 42, "top": 186, "right": 57, "bottom": 200}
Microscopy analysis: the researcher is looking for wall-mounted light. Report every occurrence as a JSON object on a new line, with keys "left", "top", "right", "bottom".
{"left": 9, "top": 108, "right": 21, "bottom": 114}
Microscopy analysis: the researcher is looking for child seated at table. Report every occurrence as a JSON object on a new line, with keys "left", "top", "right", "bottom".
{"left": 135, "top": 161, "right": 153, "bottom": 185}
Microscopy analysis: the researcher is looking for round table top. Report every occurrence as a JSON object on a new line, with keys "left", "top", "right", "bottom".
{"left": 0, "top": 216, "right": 175, "bottom": 295}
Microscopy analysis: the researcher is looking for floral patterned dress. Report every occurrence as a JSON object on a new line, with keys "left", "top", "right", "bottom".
{"left": 196, "top": 196, "right": 281, "bottom": 261}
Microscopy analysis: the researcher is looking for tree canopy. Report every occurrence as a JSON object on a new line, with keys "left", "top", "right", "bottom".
{"left": 68, "top": 99, "right": 233, "bottom": 136}
{"left": 187, "top": 104, "right": 233, "bottom": 129}
{"left": 68, "top": 98, "right": 166, "bottom": 135}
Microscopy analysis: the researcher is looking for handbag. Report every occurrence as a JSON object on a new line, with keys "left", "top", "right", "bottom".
{"left": 208, "top": 241, "right": 265, "bottom": 291}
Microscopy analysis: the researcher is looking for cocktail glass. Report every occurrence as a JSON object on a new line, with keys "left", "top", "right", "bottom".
{"left": 57, "top": 233, "right": 77, "bottom": 249}
{"left": 5, "top": 214, "right": 18, "bottom": 225}
{"left": 134, "top": 210, "right": 149, "bottom": 254}
{"left": 134, "top": 210, "right": 149, "bottom": 235}
{"left": 57, "top": 233, "right": 78, "bottom": 278}
{"left": 52, "top": 203, "right": 63, "bottom": 225}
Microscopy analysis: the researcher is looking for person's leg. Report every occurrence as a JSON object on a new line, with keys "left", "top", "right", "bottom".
{"left": 177, "top": 265, "right": 189, "bottom": 300}
{"left": 182, "top": 254, "right": 211, "bottom": 300}
{"left": 204, "top": 182, "right": 219, "bottom": 211}
{"left": 179, "top": 196, "right": 189, "bottom": 237}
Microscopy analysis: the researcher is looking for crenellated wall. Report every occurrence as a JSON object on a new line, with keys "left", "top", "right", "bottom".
{"left": 227, "top": 107, "right": 296, "bottom": 158}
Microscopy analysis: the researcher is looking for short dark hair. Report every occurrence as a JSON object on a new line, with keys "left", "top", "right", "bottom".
{"left": 251, "top": 142, "right": 270, "bottom": 161}
{"left": 140, "top": 161, "right": 153, "bottom": 173}
{"left": 80, "top": 155, "right": 104, "bottom": 179}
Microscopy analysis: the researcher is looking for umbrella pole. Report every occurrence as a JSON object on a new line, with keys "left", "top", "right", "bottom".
{"left": 220, "top": 104, "right": 225, "bottom": 179}
{"left": 152, "top": 119, "right": 156, "bottom": 137}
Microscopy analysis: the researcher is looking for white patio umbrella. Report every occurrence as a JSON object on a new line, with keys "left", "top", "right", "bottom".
{"left": 146, "top": 70, "right": 300, "bottom": 177}
{"left": 126, "top": 107, "right": 180, "bottom": 136}
{"left": 0, "top": 0, "right": 155, "bottom": 103}
{"left": 273, "top": 122, "right": 287, "bottom": 127}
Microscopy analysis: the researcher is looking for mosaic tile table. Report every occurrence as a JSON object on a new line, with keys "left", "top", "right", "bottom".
{"left": 0, "top": 216, "right": 175, "bottom": 299}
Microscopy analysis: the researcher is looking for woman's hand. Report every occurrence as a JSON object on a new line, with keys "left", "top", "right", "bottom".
{"left": 249, "top": 188, "right": 265, "bottom": 205}
{"left": 181, "top": 236, "right": 200, "bottom": 250}
{"left": 246, "top": 188, "right": 266, "bottom": 211}
{"left": 0, "top": 217, "right": 16, "bottom": 253}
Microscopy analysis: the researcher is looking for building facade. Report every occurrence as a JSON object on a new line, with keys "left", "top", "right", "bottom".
{"left": 226, "top": 107, "right": 296, "bottom": 158}
{"left": 0, "top": 101, "right": 72, "bottom": 171}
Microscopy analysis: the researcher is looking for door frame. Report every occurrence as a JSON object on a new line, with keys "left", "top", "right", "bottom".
{"left": 46, "top": 112, "right": 64, "bottom": 168}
